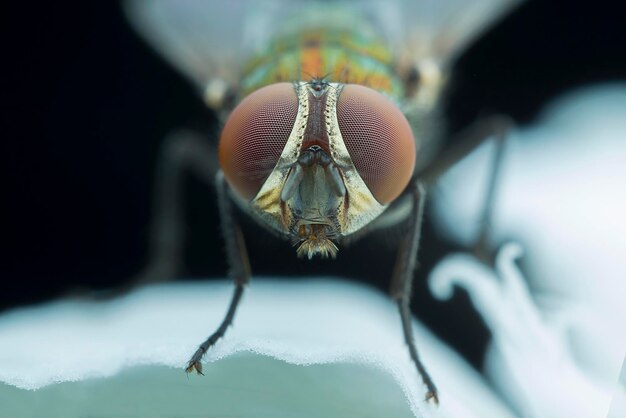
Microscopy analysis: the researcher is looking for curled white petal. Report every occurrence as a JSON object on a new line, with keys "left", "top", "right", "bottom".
{"left": 429, "top": 244, "right": 614, "bottom": 417}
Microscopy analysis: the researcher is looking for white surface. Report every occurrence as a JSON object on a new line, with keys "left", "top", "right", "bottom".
{"left": 0, "top": 279, "right": 514, "bottom": 418}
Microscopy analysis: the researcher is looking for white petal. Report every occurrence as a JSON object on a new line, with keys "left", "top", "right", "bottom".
{"left": 430, "top": 244, "right": 614, "bottom": 417}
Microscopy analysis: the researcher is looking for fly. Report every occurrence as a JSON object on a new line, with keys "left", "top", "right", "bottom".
{"left": 125, "top": 0, "right": 522, "bottom": 404}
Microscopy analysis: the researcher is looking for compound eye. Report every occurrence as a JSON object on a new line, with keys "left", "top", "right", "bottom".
{"left": 336, "top": 84, "right": 416, "bottom": 204}
{"left": 219, "top": 83, "right": 298, "bottom": 200}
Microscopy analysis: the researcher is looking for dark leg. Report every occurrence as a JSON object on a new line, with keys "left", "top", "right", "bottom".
{"left": 348, "top": 116, "right": 512, "bottom": 244}
{"left": 186, "top": 170, "right": 251, "bottom": 374}
{"left": 473, "top": 125, "right": 508, "bottom": 263}
{"left": 131, "top": 130, "right": 218, "bottom": 285}
{"left": 420, "top": 115, "right": 511, "bottom": 186}
{"left": 185, "top": 283, "right": 244, "bottom": 374}
{"left": 389, "top": 180, "right": 438, "bottom": 404}
{"left": 421, "top": 115, "right": 511, "bottom": 264}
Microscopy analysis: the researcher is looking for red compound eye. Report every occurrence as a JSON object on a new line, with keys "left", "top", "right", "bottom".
{"left": 336, "top": 84, "right": 416, "bottom": 204}
{"left": 219, "top": 83, "right": 299, "bottom": 200}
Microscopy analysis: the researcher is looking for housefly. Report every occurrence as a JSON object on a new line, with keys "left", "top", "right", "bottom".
{"left": 125, "top": 0, "right": 521, "bottom": 404}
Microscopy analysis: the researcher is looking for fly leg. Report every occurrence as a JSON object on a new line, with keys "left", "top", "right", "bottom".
{"left": 472, "top": 120, "right": 509, "bottom": 263}
{"left": 347, "top": 116, "right": 511, "bottom": 245}
{"left": 186, "top": 170, "right": 251, "bottom": 374}
{"left": 389, "top": 180, "right": 438, "bottom": 404}
{"left": 132, "top": 130, "right": 218, "bottom": 285}
{"left": 421, "top": 115, "right": 512, "bottom": 263}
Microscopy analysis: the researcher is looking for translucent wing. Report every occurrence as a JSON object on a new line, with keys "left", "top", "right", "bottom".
{"left": 123, "top": 1, "right": 252, "bottom": 89}
{"left": 381, "top": 0, "right": 523, "bottom": 68}
{"left": 124, "top": 0, "right": 522, "bottom": 93}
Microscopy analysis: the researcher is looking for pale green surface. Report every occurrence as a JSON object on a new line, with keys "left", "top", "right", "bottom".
{"left": 0, "top": 352, "right": 414, "bottom": 418}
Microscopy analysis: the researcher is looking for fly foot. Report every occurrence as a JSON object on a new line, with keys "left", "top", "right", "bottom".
{"left": 185, "top": 348, "right": 206, "bottom": 375}
{"left": 425, "top": 389, "right": 439, "bottom": 405}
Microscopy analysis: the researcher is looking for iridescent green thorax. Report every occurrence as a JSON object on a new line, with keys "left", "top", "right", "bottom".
{"left": 240, "top": 16, "right": 403, "bottom": 101}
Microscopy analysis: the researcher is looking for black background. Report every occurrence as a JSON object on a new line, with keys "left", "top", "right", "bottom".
{"left": 3, "top": 1, "right": 625, "bottom": 369}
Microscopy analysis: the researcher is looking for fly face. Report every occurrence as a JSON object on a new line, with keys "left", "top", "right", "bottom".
{"left": 219, "top": 81, "right": 416, "bottom": 259}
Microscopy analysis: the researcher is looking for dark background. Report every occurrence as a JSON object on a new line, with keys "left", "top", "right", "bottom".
{"left": 3, "top": 1, "right": 625, "bottom": 370}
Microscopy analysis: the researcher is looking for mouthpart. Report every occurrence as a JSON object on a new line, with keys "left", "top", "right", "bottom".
{"left": 294, "top": 223, "right": 339, "bottom": 259}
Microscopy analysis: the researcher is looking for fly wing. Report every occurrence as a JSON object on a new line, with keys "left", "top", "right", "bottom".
{"left": 374, "top": 0, "right": 523, "bottom": 68}
{"left": 123, "top": 0, "right": 255, "bottom": 91}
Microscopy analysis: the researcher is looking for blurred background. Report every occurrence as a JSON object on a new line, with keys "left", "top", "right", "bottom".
{"left": 2, "top": 0, "right": 625, "bottom": 372}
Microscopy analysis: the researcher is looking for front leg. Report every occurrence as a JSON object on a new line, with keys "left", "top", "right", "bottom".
{"left": 389, "top": 179, "right": 438, "bottom": 404}
{"left": 186, "top": 170, "right": 251, "bottom": 374}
